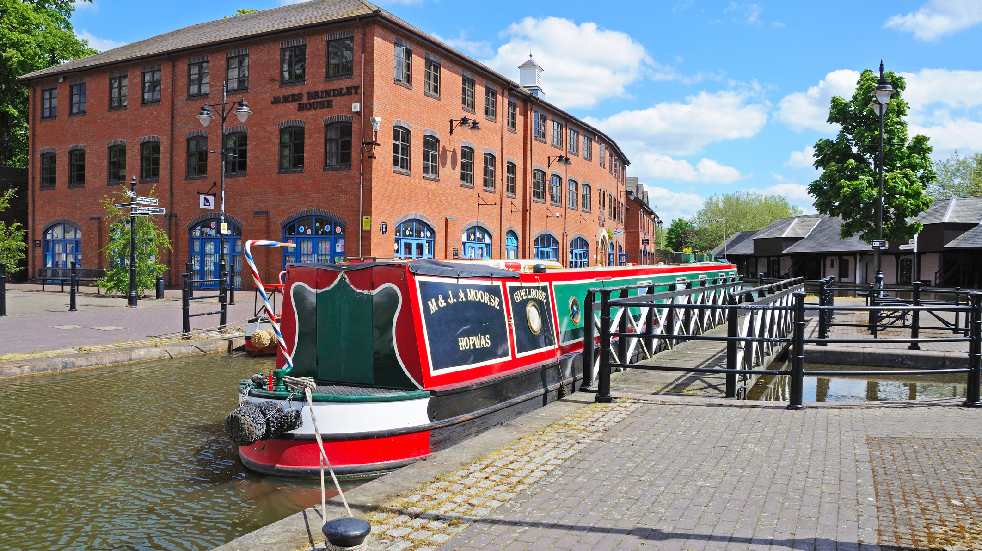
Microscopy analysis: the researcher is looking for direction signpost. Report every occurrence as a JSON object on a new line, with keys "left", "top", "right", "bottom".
{"left": 123, "top": 176, "right": 167, "bottom": 307}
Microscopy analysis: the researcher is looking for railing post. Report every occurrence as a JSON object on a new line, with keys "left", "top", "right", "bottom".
{"left": 645, "top": 283, "right": 657, "bottom": 353}
{"left": 787, "top": 291, "right": 806, "bottom": 410}
{"left": 0, "top": 264, "right": 6, "bottom": 317}
{"left": 665, "top": 292, "right": 676, "bottom": 349}
{"left": 596, "top": 290, "right": 613, "bottom": 403}
{"left": 228, "top": 265, "right": 236, "bottom": 305}
{"left": 965, "top": 292, "right": 982, "bottom": 408}
{"left": 868, "top": 283, "right": 879, "bottom": 337}
{"left": 682, "top": 281, "right": 693, "bottom": 337}
{"left": 580, "top": 289, "right": 596, "bottom": 391}
{"left": 909, "top": 281, "right": 921, "bottom": 350}
{"left": 725, "top": 293, "right": 739, "bottom": 398}
{"left": 617, "top": 288, "right": 629, "bottom": 367}
{"left": 817, "top": 277, "right": 829, "bottom": 346}
{"left": 182, "top": 268, "right": 191, "bottom": 334}
{"left": 69, "top": 261, "right": 77, "bottom": 312}
{"left": 186, "top": 259, "right": 195, "bottom": 299}
{"left": 219, "top": 257, "right": 228, "bottom": 329}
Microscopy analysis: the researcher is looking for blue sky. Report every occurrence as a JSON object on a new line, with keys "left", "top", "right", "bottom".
{"left": 71, "top": 0, "right": 982, "bottom": 222}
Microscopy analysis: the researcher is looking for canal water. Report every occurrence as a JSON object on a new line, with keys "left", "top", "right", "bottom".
{"left": 747, "top": 364, "right": 969, "bottom": 403}
{"left": 0, "top": 356, "right": 335, "bottom": 551}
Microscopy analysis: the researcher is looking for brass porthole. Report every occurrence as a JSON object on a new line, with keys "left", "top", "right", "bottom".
{"left": 569, "top": 296, "right": 581, "bottom": 325}
{"left": 526, "top": 301, "right": 543, "bottom": 335}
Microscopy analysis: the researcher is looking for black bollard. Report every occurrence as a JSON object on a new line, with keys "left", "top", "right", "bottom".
{"left": 0, "top": 264, "right": 6, "bottom": 317}
{"left": 69, "top": 261, "right": 78, "bottom": 312}
{"left": 156, "top": 275, "right": 165, "bottom": 299}
{"left": 965, "top": 292, "right": 982, "bottom": 408}
{"left": 219, "top": 258, "right": 228, "bottom": 329}
{"left": 182, "top": 269, "right": 191, "bottom": 334}
{"left": 787, "top": 291, "right": 806, "bottom": 410}
{"left": 323, "top": 517, "right": 371, "bottom": 548}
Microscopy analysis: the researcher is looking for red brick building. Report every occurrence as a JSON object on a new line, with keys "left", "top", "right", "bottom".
{"left": 20, "top": 0, "right": 630, "bottom": 286}
{"left": 625, "top": 177, "right": 659, "bottom": 265}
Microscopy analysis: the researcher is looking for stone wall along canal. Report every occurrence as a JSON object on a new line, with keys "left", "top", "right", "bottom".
{"left": 0, "top": 355, "right": 343, "bottom": 551}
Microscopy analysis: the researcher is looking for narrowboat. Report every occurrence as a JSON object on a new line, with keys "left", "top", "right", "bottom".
{"left": 226, "top": 257, "right": 736, "bottom": 477}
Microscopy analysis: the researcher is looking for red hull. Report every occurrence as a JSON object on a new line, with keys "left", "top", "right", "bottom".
{"left": 238, "top": 431, "right": 431, "bottom": 477}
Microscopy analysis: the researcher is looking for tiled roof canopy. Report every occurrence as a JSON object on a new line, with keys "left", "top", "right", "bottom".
{"left": 917, "top": 197, "right": 982, "bottom": 225}
{"left": 782, "top": 217, "right": 871, "bottom": 254}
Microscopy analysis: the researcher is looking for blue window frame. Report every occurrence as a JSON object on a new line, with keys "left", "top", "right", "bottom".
{"left": 569, "top": 237, "right": 589, "bottom": 268}
{"left": 461, "top": 225, "right": 491, "bottom": 259}
{"left": 396, "top": 219, "right": 435, "bottom": 259}
{"left": 534, "top": 233, "right": 559, "bottom": 261}
{"left": 43, "top": 222, "right": 81, "bottom": 269}
{"left": 607, "top": 241, "right": 615, "bottom": 266}
{"left": 189, "top": 218, "right": 242, "bottom": 289}
{"left": 283, "top": 214, "right": 345, "bottom": 266}
{"left": 618, "top": 244, "right": 627, "bottom": 265}
{"left": 505, "top": 231, "right": 519, "bottom": 260}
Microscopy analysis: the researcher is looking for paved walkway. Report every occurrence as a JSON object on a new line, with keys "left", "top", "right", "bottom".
{"left": 0, "top": 284, "right": 256, "bottom": 356}
{"left": 353, "top": 388, "right": 982, "bottom": 551}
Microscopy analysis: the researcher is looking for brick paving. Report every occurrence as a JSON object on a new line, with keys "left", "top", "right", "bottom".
{"left": 328, "top": 391, "right": 982, "bottom": 551}
{"left": 0, "top": 284, "right": 255, "bottom": 355}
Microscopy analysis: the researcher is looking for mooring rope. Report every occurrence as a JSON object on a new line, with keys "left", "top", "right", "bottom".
{"left": 243, "top": 239, "right": 296, "bottom": 385}
{"left": 283, "top": 375, "right": 352, "bottom": 520}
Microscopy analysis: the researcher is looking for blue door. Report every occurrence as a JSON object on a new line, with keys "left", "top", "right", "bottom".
{"left": 534, "top": 234, "right": 559, "bottom": 261}
{"left": 189, "top": 219, "right": 242, "bottom": 289}
{"left": 43, "top": 222, "right": 82, "bottom": 269}
{"left": 505, "top": 231, "right": 519, "bottom": 259}
{"left": 461, "top": 226, "right": 491, "bottom": 259}
{"left": 283, "top": 215, "right": 345, "bottom": 265}
{"left": 569, "top": 237, "right": 589, "bottom": 268}
{"left": 395, "top": 219, "right": 435, "bottom": 259}
{"left": 607, "top": 242, "right": 615, "bottom": 266}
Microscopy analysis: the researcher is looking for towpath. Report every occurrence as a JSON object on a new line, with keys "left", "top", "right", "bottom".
{"left": 0, "top": 283, "right": 254, "bottom": 356}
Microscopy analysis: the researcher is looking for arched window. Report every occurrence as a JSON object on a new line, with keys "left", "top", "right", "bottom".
{"left": 461, "top": 225, "right": 492, "bottom": 259}
{"left": 618, "top": 243, "right": 626, "bottom": 265}
{"left": 283, "top": 213, "right": 345, "bottom": 265}
{"left": 423, "top": 134, "right": 439, "bottom": 178}
{"left": 569, "top": 237, "right": 589, "bottom": 268}
{"left": 581, "top": 183, "right": 591, "bottom": 212}
{"left": 607, "top": 240, "right": 615, "bottom": 266}
{"left": 395, "top": 218, "right": 435, "bottom": 259}
{"left": 534, "top": 233, "right": 559, "bottom": 261}
{"left": 532, "top": 169, "right": 546, "bottom": 201}
{"left": 189, "top": 218, "right": 242, "bottom": 289}
{"left": 483, "top": 153, "right": 495, "bottom": 192}
{"left": 568, "top": 179, "right": 578, "bottom": 210}
{"left": 392, "top": 125, "right": 410, "bottom": 171}
{"left": 505, "top": 230, "right": 519, "bottom": 259}
{"left": 43, "top": 222, "right": 81, "bottom": 269}
{"left": 549, "top": 174, "right": 562, "bottom": 205}
{"left": 460, "top": 146, "right": 474, "bottom": 186}
{"left": 325, "top": 121, "right": 352, "bottom": 169}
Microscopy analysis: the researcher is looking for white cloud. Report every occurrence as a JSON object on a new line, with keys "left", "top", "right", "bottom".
{"left": 642, "top": 185, "right": 706, "bottom": 222}
{"left": 73, "top": 0, "right": 97, "bottom": 11}
{"left": 630, "top": 151, "right": 744, "bottom": 183}
{"left": 776, "top": 69, "right": 859, "bottom": 132}
{"left": 885, "top": 0, "right": 982, "bottom": 41}
{"left": 77, "top": 30, "right": 123, "bottom": 52}
{"left": 434, "top": 32, "right": 493, "bottom": 59}
{"left": 588, "top": 90, "right": 768, "bottom": 156}
{"left": 749, "top": 178, "right": 815, "bottom": 213}
{"left": 912, "top": 119, "right": 982, "bottom": 154}
{"left": 485, "top": 17, "right": 652, "bottom": 109}
{"left": 786, "top": 145, "right": 815, "bottom": 169}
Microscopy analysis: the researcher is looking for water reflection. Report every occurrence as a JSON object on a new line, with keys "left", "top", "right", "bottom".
{"left": 0, "top": 355, "right": 345, "bottom": 551}
{"left": 749, "top": 364, "right": 968, "bottom": 403}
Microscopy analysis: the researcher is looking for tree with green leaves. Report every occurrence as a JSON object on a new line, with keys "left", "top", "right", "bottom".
{"left": 928, "top": 151, "right": 982, "bottom": 200}
{"left": 691, "top": 192, "right": 801, "bottom": 251}
{"left": 809, "top": 66, "right": 934, "bottom": 243}
{"left": 0, "top": 0, "right": 96, "bottom": 167}
{"left": 665, "top": 218, "right": 696, "bottom": 252}
{"left": 98, "top": 188, "right": 170, "bottom": 296}
{"left": 0, "top": 187, "right": 26, "bottom": 273}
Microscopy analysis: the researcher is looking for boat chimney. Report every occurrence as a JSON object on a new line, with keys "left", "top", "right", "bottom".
{"left": 519, "top": 53, "right": 544, "bottom": 98}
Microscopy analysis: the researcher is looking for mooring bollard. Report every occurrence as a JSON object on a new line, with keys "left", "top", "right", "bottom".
{"left": 323, "top": 517, "right": 371, "bottom": 549}
{"left": 182, "top": 269, "right": 191, "bottom": 334}
{"left": 965, "top": 292, "right": 982, "bottom": 408}
{"left": 69, "top": 261, "right": 78, "bottom": 312}
{"left": 0, "top": 264, "right": 7, "bottom": 317}
{"left": 909, "top": 281, "right": 921, "bottom": 350}
{"left": 596, "top": 290, "right": 613, "bottom": 403}
{"left": 580, "top": 289, "right": 596, "bottom": 391}
{"left": 787, "top": 291, "right": 806, "bottom": 410}
{"left": 724, "top": 293, "right": 739, "bottom": 398}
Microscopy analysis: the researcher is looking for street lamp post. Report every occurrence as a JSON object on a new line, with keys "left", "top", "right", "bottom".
{"left": 127, "top": 176, "right": 138, "bottom": 307}
{"left": 197, "top": 82, "right": 251, "bottom": 299}
{"left": 869, "top": 60, "right": 894, "bottom": 294}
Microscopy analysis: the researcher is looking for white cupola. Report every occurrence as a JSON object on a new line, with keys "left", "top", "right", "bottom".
{"left": 519, "top": 53, "right": 544, "bottom": 97}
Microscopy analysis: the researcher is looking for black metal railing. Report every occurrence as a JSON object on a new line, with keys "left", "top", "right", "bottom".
{"left": 181, "top": 259, "right": 228, "bottom": 334}
{"left": 593, "top": 282, "right": 982, "bottom": 409}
